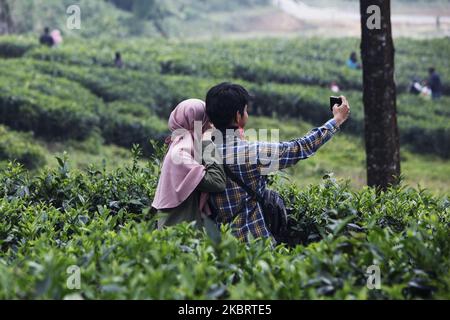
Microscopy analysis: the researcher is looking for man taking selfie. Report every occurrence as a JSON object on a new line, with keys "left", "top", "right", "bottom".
{"left": 205, "top": 82, "right": 351, "bottom": 244}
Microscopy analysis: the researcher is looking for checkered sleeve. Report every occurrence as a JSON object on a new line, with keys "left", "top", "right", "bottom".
{"left": 257, "top": 119, "right": 339, "bottom": 172}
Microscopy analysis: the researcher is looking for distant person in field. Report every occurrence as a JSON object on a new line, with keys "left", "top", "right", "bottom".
{"left": 114, "top": 52, "right": 124, "bottom": 68}
{"left": 427, "top": 67, "right": 442, "bottom": 100}
{"left": 409, "top": 77, "right": 423, "bottom": 95}
{"left": 347, "top": 52, "right": 361, "bottom": 70}
{"left": 39, "top": 27, "right": 55, "bottom": 47}
{"left": 152, "top": 99, "right": 226, "bottom": 229}
{"left": 205, "top": 83, "right": 350, "bottom": 244}
{"left": 51, "top": 29, "right": 63, "bottom": 47}
{"left": 409, "top": 78, "right": 432, "bottom": 100}
{"left": 330, "top": 81, "right": 340, "bottom": 93}
{"left": 420, "top": 82, "right": 432, "bottom": 100}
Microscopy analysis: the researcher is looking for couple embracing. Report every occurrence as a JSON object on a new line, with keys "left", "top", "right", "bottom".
{"left": 152, "top": 82, "right": 350, "bottom": 244}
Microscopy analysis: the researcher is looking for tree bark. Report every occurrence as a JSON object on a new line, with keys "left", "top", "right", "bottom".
{"left": 360, "top": 0, "right": 401, "bottom": 190}
{"left": 0, "top": 0, "right": 13, "bottom": 34}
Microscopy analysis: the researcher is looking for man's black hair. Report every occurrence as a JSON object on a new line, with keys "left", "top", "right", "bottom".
{"left": 429, "top": 67, "right": 435, "bottom": 74}
{"left": 205, "top": 82, "right": 250, "bottom": 131}
{"left": 44, "top": 27, "right": 50, "bottom": 34}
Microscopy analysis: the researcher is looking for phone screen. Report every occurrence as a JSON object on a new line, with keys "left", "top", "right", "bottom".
{"left": 330, "top": 96, "right": 342, "bottom": 111}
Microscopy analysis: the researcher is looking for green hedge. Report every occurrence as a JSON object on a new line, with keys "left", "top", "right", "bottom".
{"left": 26, "top": 37, "right": 450, "bottom": 94}
{"left": 19, "top": 58, "right": 450, "bottom": 158}
{"left": 29, "top": 59, "right": 211, "bottom": 118}
{"left": 100, "top": 101, "right": 168, "bottom": 154}
{"left": 0, "top": 88, "right": 100, "bottom": 141}
{"left": 3, "top": 38, "right": 449, "bottom": 157}
{"left": 0, "top": 36, "right": 37, "bottom": 58}
{"left": 0, "top": 60, "right": 167, "bottom": 155}
{"left": 0, "top": 126, "right": 46, "bottom": 170}
{"left": 0, "top": 62, "right": 101, "bottom": 141}
{"left": 248, "top": 82, "right": 450, "bottom": 158}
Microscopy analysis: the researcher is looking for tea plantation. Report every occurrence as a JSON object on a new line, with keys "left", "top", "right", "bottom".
{"left": 0, "top": 36, "right": 449, "bottom": 299}
{"left": 1, "top": 36, "right": 449, "bottom": 158}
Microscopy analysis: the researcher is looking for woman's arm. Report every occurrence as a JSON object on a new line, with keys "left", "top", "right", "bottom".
{"left": 197, "top": 163, "right": 226, "bottom": 193}
{"left": 197, "top": 140, "right": 226, "bottom": 193}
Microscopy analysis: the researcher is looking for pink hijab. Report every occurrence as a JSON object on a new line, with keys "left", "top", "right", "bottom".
{"left": 152, "top": 99, "right": 211, "bottom": 214}
{"left": 51, "top": 30, "right": 63, "bottom": 45}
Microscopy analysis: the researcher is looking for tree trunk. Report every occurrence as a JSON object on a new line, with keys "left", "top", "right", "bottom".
{"left": 360, "top": 0, "right": 400, "bottom": 190}
{"left": 0, "top": 0, "right": 14, "bottom": 34}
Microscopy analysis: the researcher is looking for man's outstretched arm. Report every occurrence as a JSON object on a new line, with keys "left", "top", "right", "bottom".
{"left": 257, "top": 96, "right": 351, "bottom": 173}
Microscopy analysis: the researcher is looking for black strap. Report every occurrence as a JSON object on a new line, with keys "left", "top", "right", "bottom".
{"left": 223, "top": 165, "right": 264, "bottom": 203}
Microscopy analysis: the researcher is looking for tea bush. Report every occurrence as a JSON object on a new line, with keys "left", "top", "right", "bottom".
{"left": 0, "top": 59, "right": 168, "bottom": 155}
{"left": 1, "top": 28, "right": 448, "bottom": 301}
{"left": 0, "top": 60, "right": 101, "bottom": 140}
{"left": 30, "top": 58, "right": 450, "bottom": 156}
{"left": 0, "top": 126, "right": 46, "bottom": 170}
{"left": 10, "top": 39, "right": 449, "bottom": 157}
{"left": 23, "top": 37, "right": 450, "bottom": 94}
{"left": 0, "top": 36, "right": 36, "bottom": 58}
{"left": 28, "top": 59, "right": 211, "bottom": 117}
{"left": 0, "top": 154, "right": 448, "bottom": 299}
{"left": 100, "top": 101, "right": 168, "bottom": 154}
{"left": 1, "top": 37, "right": 448, "bottom": 157}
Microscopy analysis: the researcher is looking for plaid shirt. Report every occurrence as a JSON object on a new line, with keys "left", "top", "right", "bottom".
{"left": 208, "top": 119, "right": 339, "bottom": 243}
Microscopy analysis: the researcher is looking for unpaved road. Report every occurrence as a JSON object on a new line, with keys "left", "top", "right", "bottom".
{"left": 274, "top": 0, "right": 450, "bottom": 25}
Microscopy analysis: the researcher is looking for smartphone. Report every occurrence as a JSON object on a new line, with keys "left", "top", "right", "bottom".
{"left": 330, "top": 96, "right": 342, "bottom": 112}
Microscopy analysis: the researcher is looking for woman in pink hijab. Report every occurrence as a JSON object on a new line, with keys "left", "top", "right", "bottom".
{"left": 152, "top": 99, "right": 225, "bottom": 229}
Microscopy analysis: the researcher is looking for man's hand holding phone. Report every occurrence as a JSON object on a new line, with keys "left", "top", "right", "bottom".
{"left": 331, "top": 95, "right": 350, "bottom": 127}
